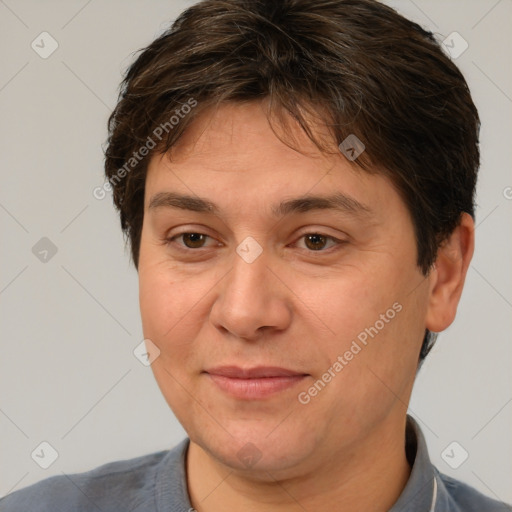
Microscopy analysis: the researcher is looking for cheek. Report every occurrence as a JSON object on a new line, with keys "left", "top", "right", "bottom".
{"left": 138, "top": 255, "right": 221, "bottom": 366}
{"left": 138, "top": 256, "right": 195, "bottom": 344}
{"left": 296, "top": 268, "right": 395, "bottom": 352}
{"left": 138, "top": 235, "right": 195, "bottom": 333}
{"left": 298, "top": 266, "right": 424, "bottom": 399}
{"left": 139, "top": 264, "right": 176, "bottom": 338}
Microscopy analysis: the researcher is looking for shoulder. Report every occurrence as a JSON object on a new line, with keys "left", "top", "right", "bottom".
{"left": 0, "top": 448, "right": 176, "bottom": 512}
{"left": 437, "top": 470, "right": 511, "bottom": 511}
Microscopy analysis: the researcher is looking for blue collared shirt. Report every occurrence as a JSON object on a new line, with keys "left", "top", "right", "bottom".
{"left": 1, "top": 415, "right": 510, "bottom": 511}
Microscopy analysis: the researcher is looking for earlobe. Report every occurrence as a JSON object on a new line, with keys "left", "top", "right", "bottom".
{"left": 425, "top": 213, "right": 475, "bottom": 333}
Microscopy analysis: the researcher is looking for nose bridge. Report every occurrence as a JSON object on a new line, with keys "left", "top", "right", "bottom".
{"left": 210, "top": 244, "right": 291, "bottom": 339}
{"left": 226, "top": 246, "right": 273, "bottom": 311}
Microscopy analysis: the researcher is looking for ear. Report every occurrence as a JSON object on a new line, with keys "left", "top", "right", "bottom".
{"left": 425, "top": 213, "right": 475, "bottom": 333}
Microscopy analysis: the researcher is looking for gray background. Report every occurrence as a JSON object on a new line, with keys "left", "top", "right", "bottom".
{"left": 1, "top": 0, "right": 511, "bottom": 503}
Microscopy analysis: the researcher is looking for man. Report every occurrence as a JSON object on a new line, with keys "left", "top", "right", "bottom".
{"left": 2, "top": 0, "right": 509, "bottom": 510}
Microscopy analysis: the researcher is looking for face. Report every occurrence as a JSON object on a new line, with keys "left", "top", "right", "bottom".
{"left": 138, "top": 101, "right": 430, "bottom": 478}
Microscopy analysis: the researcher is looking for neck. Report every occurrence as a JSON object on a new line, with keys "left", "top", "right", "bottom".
{"left": 186, "top": 414, "right": 412, "bottom": 512}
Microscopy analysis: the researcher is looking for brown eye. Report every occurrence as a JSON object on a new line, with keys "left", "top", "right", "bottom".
{"left": 181, "top": 233, "right": 207, "bottom": 248}
{"left": 304, "top": 234, "right": 328, "bottom": 251}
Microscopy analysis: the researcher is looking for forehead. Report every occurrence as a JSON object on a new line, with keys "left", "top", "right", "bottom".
{"left": 166, "top": 101, "right": 333, "bottom": 166}
{"left": 144, "top": 101, "right": 404, "bottom": 224}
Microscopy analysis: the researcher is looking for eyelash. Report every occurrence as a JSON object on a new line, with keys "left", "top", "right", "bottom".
{"left": 165, "top": 232, "right": 345, "bottom": 253}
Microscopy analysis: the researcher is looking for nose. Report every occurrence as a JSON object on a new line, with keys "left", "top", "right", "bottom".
{"left": 209, "top": 247, "right": 293, "bottom": 341}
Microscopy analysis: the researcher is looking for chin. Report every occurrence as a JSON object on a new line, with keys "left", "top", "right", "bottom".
{"left": 190, "top": 418, "right": 321, "bottom": 477}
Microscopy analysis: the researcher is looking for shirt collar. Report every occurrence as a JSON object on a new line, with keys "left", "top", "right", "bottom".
{"left": 389, "top": 414, "right": 437, "bottom": 512}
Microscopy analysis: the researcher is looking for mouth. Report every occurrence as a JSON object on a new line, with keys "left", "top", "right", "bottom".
{"left": 203, "top": 366, "right": 309, "bottom": 400}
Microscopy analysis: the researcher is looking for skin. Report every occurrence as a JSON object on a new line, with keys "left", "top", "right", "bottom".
{"left": 138, "top": 100, "right": 474, "bottom": 511}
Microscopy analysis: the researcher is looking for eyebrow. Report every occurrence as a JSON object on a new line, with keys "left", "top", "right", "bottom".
{"left": 148, "top": 191, "right": 373, "bottom": 218}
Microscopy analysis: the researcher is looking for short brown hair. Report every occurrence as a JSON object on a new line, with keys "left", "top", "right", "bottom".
{"left": 104, "top": 0, "right": 480, "bottom": 362}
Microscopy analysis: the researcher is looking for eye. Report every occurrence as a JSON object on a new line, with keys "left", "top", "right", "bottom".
{"left": 168, "top": 232, "right": 214, "bottom": 249}
{"left": 295, "top": 233, "right": 342, "bottom": 251}
{"left": 166, "top": 231, "right": 344, "bottom": 253}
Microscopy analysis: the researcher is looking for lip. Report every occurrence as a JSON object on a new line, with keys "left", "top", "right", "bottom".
{"left": 204, "top": 366, "right": 308, "bottom": 400}
{"left": 205, "top": 365, "right": 306, "bottom": 378}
